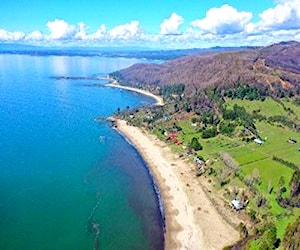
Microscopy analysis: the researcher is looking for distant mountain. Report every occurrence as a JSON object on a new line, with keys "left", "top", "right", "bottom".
{"left": 112, "top": 41, "right": 300, "bottom": 95}
{"left": 259, "top": 41, "right": 300, "bottom": 74}
{"left": 0, "top": 43, "right": 251, "bottom": 60}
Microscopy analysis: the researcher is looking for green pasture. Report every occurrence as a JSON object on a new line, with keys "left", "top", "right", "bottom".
{"left": 242, "top": 157, "right": 299, "bottom": 243}
{"left": 255, "top": 122, "right": 300, "bottom": 165}
{"left": 242, "top": 158, "right": 294, "bottom": 193}
{"left": 227, "top": 146, "right": 269, "bottom": 165}
{"left": 225, "top": 98, "right": 285, "bottom": 117}
{"left": 281, "top": 98, "right": 300, "bottom": 120}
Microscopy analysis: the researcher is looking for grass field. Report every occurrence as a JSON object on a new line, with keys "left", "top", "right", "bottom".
{"left": 226, "top": 98, "right": 285, "bottom": 117}
{"left": 227, "top": 146, "right": 269, "bottom": 165}
{"left": 255, "top": 121, "right": 300, "bottom": 165}
{"left": 242, "top": 158, "right": 294, "bottom": 194}
{"left": 226, "top": 97, "right": 300, "bottom": 123}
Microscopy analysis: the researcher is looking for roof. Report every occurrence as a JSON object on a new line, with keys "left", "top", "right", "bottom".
{"left": 231, "top": 199, "right": 243, "bottom": 210}
{"left": 254, "top": 138, "right": 264, "bottom": 144}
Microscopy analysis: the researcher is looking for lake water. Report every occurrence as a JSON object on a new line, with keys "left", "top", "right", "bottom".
{"left": 0, "top": 54, "right": 164, "bottom": 249}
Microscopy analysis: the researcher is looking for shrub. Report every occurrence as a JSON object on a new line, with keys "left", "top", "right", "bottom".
{"left": 201, "top": 126, "right": 218, "bottom": 139}
{"left": 190, "top": 137, "right": 203, "bottom": 151}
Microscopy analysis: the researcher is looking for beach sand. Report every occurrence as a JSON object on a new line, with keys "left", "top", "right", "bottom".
{"left": 106, "top": 82, "right": 164, "bottom": 106}
{"left": 115, "top": 120, "right": 239, "bottom": 250}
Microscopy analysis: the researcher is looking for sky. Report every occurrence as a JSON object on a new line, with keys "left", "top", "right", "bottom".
{"left": 0, "top": 0, "right": 300, "bottom": 48}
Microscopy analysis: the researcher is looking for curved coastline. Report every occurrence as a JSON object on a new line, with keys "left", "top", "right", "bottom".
{"left": 109, "top": 82, "right": 239, "bottom": 249}
{"left": 105, "top": 80, "right": 164, "bottom": 107}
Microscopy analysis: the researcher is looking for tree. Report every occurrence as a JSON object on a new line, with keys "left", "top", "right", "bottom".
{"left": 268, "top": 179, "right": 273, "bottom": 194}
{"left": 258, "top": 224, "right": 277, "bottom": 249}
{"left": 252, "top": 168, "right": 260, "bottom": 185}
{"left": 219, "top": 152, "right": 240, "bottom": 176}
{"left": 238, "top": 222, "right": 249, "bottom": 238}
{"left": 201, "top": 126, "right": 217, "bottom": 139}
{"left": 190, "top": 137, "right": 203, "bottom": 151}
{"left": 219, "top": 120, "right": 236, "bottom": 136}
{"left": 283, "top": 216, "right": 300, "bottom": 250}
{"left": 277, "top": 176, "right": 286, "bottom": 196}
{"left": 191, "top": 117, "right": 198, "bottom": 124}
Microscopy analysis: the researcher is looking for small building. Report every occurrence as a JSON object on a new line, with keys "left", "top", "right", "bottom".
{"left": 231, "top": 199, "right": 243, "bottom": 210}
{"left": 168, "top": 132, "right": 178, "bottom": 140}
{"left": 175, "top": 140, "right": 183, "bottom": 145}
{"left": 254, "top": 138, "right": 264, "bottom": 145}
{"left": 193, "top": 156, "right": 205, "bottom": 165}
{"left": 243, "top": 128, "right": 252, "bottom": 136}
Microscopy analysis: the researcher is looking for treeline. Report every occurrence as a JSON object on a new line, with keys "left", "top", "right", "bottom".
{"left": 224, "top": 85, "right": 267, "bottom": 101}
{"left": 159, "top": 84, "right": 185, "bottom": 97}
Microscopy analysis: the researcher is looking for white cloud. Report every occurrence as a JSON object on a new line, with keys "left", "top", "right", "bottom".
{"left": 258, "top": 0, "right": 300, "bottom": 31}
{"left": 191, "top": 4, "right": 252, "bottom": 35}
{"left": 1, "top": 4, "right": 300, "bottom": 49}
{"left": 109, "top": 21, "right": 143, "bottom": 39}
{"left": 89, "top": 24, "right": 107, "bottom": 39}
{"left": 47, "top": 19, "right": 76, "bottom": 40}
{"left": 75, "top": 22, "right": 88, "bottom": 40}
{"left": 0, "top": 30, "right": 25, "bottom": 41}
{"left": 160, "top": 13, "right": 184, "bottom": 35}
{"left": 25, "top": 30, "right": 43, "bottom": 41}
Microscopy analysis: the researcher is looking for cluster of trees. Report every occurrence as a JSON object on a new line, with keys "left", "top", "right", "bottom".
{"left": 272, "top": 156, "right": 298, "bottom": 170}
{"left": 223, "top": 104, "right": 257, "bottom": 135}
{"left": 218, "top": 152, "right": 241, "bottom": 186}
{"left": 159, "top": 83, "right": 185, "bottom": 97}
{"left": 268, "top": 115, "right": 295, "bottom": 129}
{"left": 219, "top": 152, "right": 240, "bottom": 176}
{"left": 219, "top": 121, "right": 236, "bottom": 136}
{"left": 243, "top": 168, "right": 261, "bottom": 192}
{"left": 293, "top": 97, "right": 300, "bottom": 106}
{"left": 276, "top": 169, "right": 300, "bottom": 208}
{"left": 201, "top": 126, "right": 218, "bottom": 139}
{"left": 257, "top": 223, "right": 279, "bottom": 249}
{"left": 190, "top": 137, "right": 203, "bottom": 151}
{"left": 283, "top": 216, "right": 300, "bottom": 249}
{"left": 224, "top": 85, "right": 266, "bottom": 101}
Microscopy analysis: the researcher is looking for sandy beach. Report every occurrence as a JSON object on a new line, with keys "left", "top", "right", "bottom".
{"left": 115, "top": 120, "right": 239, "bottom": 249}
{"left": 106, "top": 81, "right": 164, "bottom": 106}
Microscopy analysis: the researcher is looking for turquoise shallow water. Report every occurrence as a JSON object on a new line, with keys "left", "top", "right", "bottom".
{"left": 0, "top": 55, "right": 164, "bottom": 249}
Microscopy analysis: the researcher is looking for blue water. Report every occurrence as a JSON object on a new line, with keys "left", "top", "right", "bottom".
{"left": 0, "top": 54, "right": 164, "bottom": 249}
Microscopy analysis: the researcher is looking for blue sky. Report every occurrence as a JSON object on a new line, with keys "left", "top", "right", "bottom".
{"left": 0, "top": 0, "right": 299, "bottom": 48}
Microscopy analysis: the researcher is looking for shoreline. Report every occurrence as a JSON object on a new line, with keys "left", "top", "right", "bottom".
{"left": 114, "top": 119, "right": 204, "bottom": 249}
{"left": 105, "top": 80, "right": 164, "bottom": 106}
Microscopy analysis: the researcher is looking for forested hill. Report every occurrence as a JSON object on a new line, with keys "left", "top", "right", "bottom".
{"left": 111, "top": 41, "right": 300, "bottom": 96}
